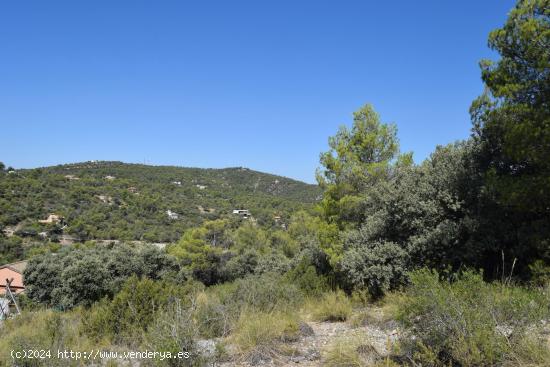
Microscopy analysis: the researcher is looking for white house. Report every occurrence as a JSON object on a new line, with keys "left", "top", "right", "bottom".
{"left": 232, "top": 209, "right": 251, "bottom": 219}
{"left": 166, "top": 210, "right": 179, "bottom": 220}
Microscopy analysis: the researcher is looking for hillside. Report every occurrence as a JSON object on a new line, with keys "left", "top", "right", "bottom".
{"left": 0, "top": 161, "right": 321, "bottom": 242}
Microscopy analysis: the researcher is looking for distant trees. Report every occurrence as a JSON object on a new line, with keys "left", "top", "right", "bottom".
{"left": 0, "top": 163, "right": 318, "bottom": 243}
{"left": 0, "top": 235, "right": 25, "bottom": 265}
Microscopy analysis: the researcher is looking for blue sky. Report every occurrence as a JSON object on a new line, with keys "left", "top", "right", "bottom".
{"left": 0, "top": 0, "right": 516, "bottom": 183}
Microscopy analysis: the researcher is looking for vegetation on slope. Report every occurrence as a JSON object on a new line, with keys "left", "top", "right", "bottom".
{"left": 0, "top": 162, "right": 320, "bottom": 243}
{"left": 1, "top": 1, "right": 549, "bottom": 366}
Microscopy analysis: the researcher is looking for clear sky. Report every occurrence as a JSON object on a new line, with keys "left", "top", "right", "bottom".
{"left": 0, "top": 0, "right": 517, "bottom": 183}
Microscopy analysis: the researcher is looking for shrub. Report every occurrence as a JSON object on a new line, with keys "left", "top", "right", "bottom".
{"left": 82, "top": 277, "right": 202, "bottom": 345}
{"left": 529, "top": 259, "right": 550, "bottom": 287}
{"left": 192, "top": 291, "right": 232, "bottom": 338}
{"left": 143, "top": 299, "right": 203, "bottom": 367}
{"left": 231, "top": 310, "right": 300, "bottom": 362}
{"left": 310, "top": 290, "right": 352, "bottom": 322}
{"left": 398, "top": 269, "right": 550, "bottom": 366}
{"left": 322, "top": 336, "right": 377, "bottom": 367}
{"left": 341, "top": 238, "right": 408, "bottom": 298}
{"left": 284, "top": 259, "right": 329, "bottom": 296}
{"left": 0, "top": 309, "right": 101, "bottom": 366}
{"left": 24, "top": 244, "right": 179, "bottom": 308}
{"left": 226, "top": 273, "right": 304, "bottom": 312}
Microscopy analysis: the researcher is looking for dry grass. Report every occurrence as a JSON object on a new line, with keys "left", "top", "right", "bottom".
{"left": 322, "top": 335, "right": 379, "bottom": 367}
{"left": 230, "top": 309, "right": 300, "bottom": 362}
{"left": 307, "top": 290, "right": 352, "bottom": 322}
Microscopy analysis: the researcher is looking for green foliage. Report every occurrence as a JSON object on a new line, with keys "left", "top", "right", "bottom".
{"left": 82, "top": 277, "right": 201, "bottom": 345}
{"left": 317, "top": 104, "right": 409, "bottom": 227}
{"left": 24, "top": 243, "right": 178, "bottom": 308}
{"left": 322, "top": 336, "right": 373, "bottom": 367}
{"left": 143, "top": 300, "right": 204, "bottom": 367}
{"left": 0, "top": 235, "right": 24, "bottom": 263}
{"left": 0, "top": 161, "right": 320, "bottom": 243}
{"left": 469, "top": 0, "right": 550, "bottom": 276}
{"left": 284, "top": 258, "right": 329, "bottom": 296}
{"left": 340, "top": 142, "right": 479, "bottom": 296}
{"left": 341, "top": 240, "right": 408, "bottom": 298}
{"left": 398, "top": 269, "right": 550, "bottom": 366}
{"left": 309, "top": 290, "right": 352, "bottom": 322}
{"left": 473, "top": 1, "right": 550, "bottom": 212}
{"left": 227, "top": 273, "right": 304, "bottom": 313}
{"left": 230, "top": 310, "right": 300, "bottom": 361}
{"left": 0, "top": 309, "right": 102, "bottom": 367}
{"left": 529, "top": 259, "right": 550, "bottom": 286}
{"left": 287, "top": 210, "right": 342, "bottom": 274}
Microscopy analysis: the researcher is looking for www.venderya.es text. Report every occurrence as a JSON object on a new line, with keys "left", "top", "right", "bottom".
{"left": 11, "top": 349, "right": 191, "bottom": 361}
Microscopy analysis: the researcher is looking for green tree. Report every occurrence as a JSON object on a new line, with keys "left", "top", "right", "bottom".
{"left": 317, "top": 104, "right": 410, "bottom": 227}
{"left": 472, "top": 0, "right": 549, "bottom": 212}
{"left": 471, "top": 0, "right": 550, "bottom": 274}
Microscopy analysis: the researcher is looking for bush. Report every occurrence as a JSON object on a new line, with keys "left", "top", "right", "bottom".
{"left": 322, "top": 335, "right": 379, "bottom": 367}
{"left": 231, "top": 310, "right": 300, "bottom": 362}
{"left": 284, "top": 258, "right": 329, "bottom": 296}
{"left": 341, "top": 238, "right": 408, "bottom": 298}
{"left": 0, "top": 309, "right": 101, "bottom": 366}
{"left": 398, "top": 269, "right": 550, "bottom": 366}
{"left": 226, "top": 273, "right": 304, "bottom": 312}
{"left": 309, "top": 290, "right": 352, "bottom": 322}
{"left": 143, "top": 299, "right": 204, "bottom": 367}
{"left": 529, "top": 259, "right": 550, "bottom": 287}
{"left": 82, "top": 277, "right": 201, "bottom": 345}
{"left": 192, "top": 291, "right": 232, "bottom": 338}
{"left": 24, "top": 244, "right": 179, "bottom": 308}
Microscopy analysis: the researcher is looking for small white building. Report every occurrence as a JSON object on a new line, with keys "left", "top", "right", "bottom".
{"left": 232, "top": 209, "right": 251, "bottom": 219}
{"left": 38, "top": 214, "right": 63, "bottom": 224}
{"left": 172, "top": 181, "right": 182, "bottom": 186}
{"left": 166, "top": 210, "right": 179, "bottom": 220}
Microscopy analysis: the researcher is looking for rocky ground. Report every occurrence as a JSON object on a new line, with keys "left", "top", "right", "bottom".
{"left": 215, "top": 306, "right": 400, "bottom": 367}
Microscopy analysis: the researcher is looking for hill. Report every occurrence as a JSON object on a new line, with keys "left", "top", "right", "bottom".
{"left": 0, "top": 161, "right": 321, "bottom": 242}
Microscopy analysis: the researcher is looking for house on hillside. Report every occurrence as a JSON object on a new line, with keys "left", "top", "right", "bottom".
{"left": 0, "top": 261, "right": 27, "bottom": 295}
{"left": 166, "top": 210, "right": 179, "bottom": 220}
{"left": 232, "top": 209, "right": 251, "bottom": 219}
{"left": 38, "top": 214, "right": 64, "bottom": 224}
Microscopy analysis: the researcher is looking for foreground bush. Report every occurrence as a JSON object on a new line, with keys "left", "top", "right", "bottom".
{"left": 143, "top": 300, "right": 204, "bottom": 367}
{"left": 231, "top": 310, "right": 300, "bottom": 362}
{"left": 309, "top": 290, "right": 352, "bottom": 322}
{"left": 0, "top": 309, "right": 101, "bottom": 366}
{"left": 398, "top": 269, "right": 550, "bottom": 366}
{"left": 82, "top": 277, "right": 202, "bottom": 345}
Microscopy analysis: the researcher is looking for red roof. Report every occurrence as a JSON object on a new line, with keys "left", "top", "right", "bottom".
{"left": 0, "top": 261, "right": 26, "bottom": 294}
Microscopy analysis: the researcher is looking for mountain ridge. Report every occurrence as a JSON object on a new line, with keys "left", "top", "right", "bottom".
{"left": 0, "top": 160, "right": 321, "bottom": 242}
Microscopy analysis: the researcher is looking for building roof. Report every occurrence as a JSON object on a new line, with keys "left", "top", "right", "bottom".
{"left": 0, "top": 262, "right": 26, "bottom": 292}
{"left": 0, "top": 261, "right": 27, "bottom": 274}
